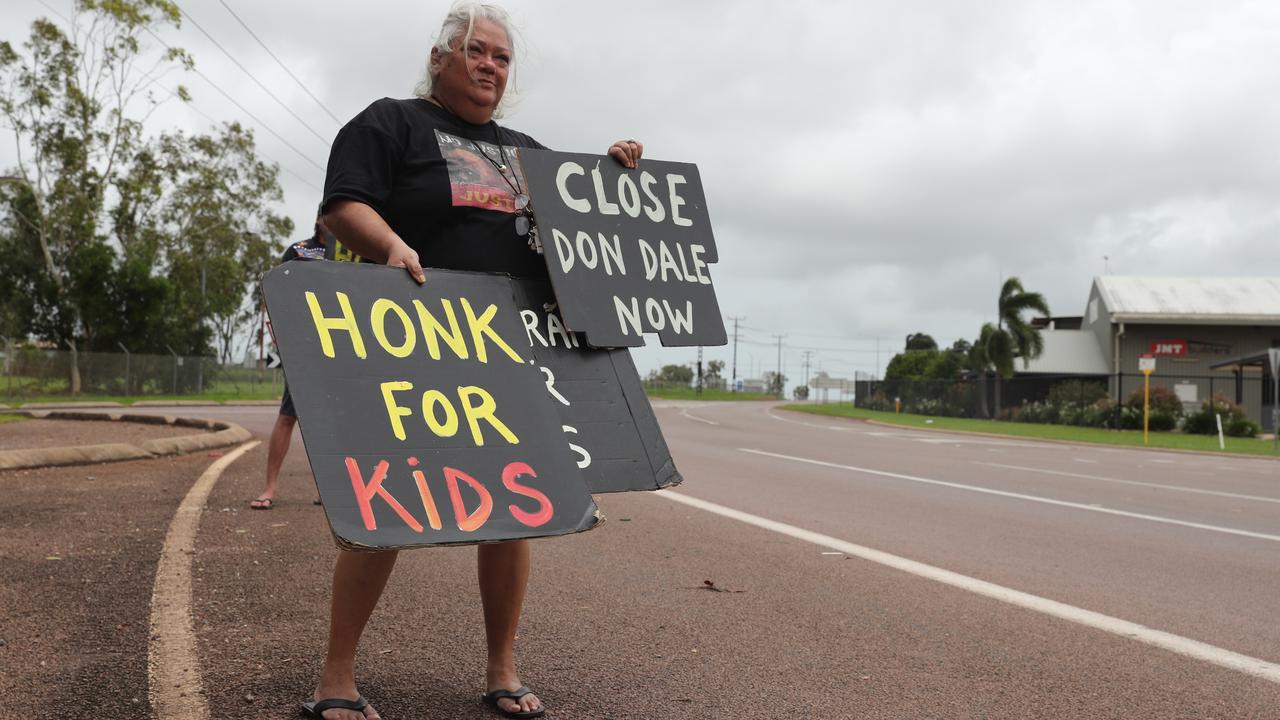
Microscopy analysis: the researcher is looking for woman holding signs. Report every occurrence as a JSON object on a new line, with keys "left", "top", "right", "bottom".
{"left": 303, "top": 3, "right": 641, "bottom": 719}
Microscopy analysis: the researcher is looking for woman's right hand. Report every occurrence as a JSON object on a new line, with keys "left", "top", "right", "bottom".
{"left": 386, "top": 239, "right": 426, "bottom": 284}
{"left": 322, "top": 200, "right": 425, "bottom": 284}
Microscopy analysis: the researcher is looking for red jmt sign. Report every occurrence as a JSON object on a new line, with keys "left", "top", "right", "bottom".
{"left": 1150, "top": 340, "right": 1187, "bottom": 356}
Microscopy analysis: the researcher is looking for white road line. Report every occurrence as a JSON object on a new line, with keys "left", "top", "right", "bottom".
{"left": 680, "top": 407, "right": 720, "bottom": 426}
{"left": 767, "top": 409, "right": 1060, "bottom": 447}
{"left": 739, "top": 448, "right": 1280, "bottom": 544}
{"left": 979, "top": 462, "right": 1280, "bottom": 505}
{"left": 149, "top": 440, "right": 260, "bottom": 719}
{"left": 656, "top": 490, "right": 1280, "bottom": 685}
{"left": 765, "top": 407, "right": 851, "bottom": 431}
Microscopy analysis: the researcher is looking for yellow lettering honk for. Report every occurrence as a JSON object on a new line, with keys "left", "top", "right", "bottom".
{"left": 371, "top": 298, "right": 416, "bottom": 358}
{"left": 460, "top": 299, "right": 524, "bottom": 365}
{"left": 458, "top": 385, "right": 520, "bottom": 446}
{"left": 380, "top": 381, "right": 413, "bottom": 441}
{"left": 306, "top": 291, "right": 367, "bottom": 359}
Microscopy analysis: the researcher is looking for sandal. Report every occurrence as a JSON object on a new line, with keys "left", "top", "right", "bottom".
{"left": 301, "top": 696, "right": 369, "bottom": 718}
{"left": 482, "top": 687, "right": 545, "bottom": 719}
{"left": 249, "top": 497, "right": 274, "bottom": 510}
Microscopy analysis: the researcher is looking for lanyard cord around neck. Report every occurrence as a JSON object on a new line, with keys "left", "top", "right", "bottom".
{"left": 428, "top": 93, "right": 523, "bottom": 196}
{"left": 470, "top": 131, "right": 524, "bottom": 199}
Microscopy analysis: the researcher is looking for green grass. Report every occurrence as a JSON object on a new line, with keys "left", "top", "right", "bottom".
{"left": 0, "top": 413, "right": 28, "bottom": 424}
{"left": 3, "top": 388, "right": 283, "bottom": 406}
{"left": 782, "top": 403, "right": 1280, "bottom": 457}
{"left": 644, "top": 387, "right": 777, "bottom": 401}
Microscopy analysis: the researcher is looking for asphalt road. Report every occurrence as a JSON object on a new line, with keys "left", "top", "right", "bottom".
{"left": 3, "top": 401, "right": 1280, "bottom": 719}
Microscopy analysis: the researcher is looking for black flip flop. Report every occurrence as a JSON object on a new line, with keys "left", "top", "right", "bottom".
{"left": 249, "top": 497, "right": 274, "bottom": 510}
{"left": 482, "top": 687, "right": 545, "bottom": 719}
{"left": 301, "top": 696, "right": 369, "bottom": 718}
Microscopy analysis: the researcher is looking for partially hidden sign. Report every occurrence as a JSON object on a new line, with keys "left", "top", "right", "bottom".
{"left": 519, "top": 149, "right": 728, "bottom": 348}
{"left": 512, "top": 277, "right": 682, "bottom": 493}
{"left": 263, "top": 261, "right": 599, "bottom": 550}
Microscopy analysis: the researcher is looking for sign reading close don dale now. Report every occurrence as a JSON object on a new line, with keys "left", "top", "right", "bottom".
{"left": 263, "top": 261, "right": 600, "bottom": 550}
{"left": 519, "top": 149, "right": 728, "bottom": 348}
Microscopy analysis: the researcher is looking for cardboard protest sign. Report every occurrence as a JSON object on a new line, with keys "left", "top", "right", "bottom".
{"left": 519, "top": 149, "right": 728, "bottom": 348}
{"left": 512, "top": 277, "right": 682, "bottom": 493}
{"left": 263, "top": 261, "right": 600, "bottom": 550}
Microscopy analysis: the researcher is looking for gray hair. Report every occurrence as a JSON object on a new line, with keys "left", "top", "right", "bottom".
{"left": 413, "top": 2, "right": 519, "bottom": 118}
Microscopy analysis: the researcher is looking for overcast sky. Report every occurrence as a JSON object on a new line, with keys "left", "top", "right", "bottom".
{"left": 6, "top": 0, "right": 1280, "bottom": 387}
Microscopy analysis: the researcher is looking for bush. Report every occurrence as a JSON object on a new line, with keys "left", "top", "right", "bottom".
{"left": 1115, "top": 385, "right": 1181, "bottom": 431}
{"left": 1183, "top": 395, "right": 1258, "bottom": 437}
{"left": 1124, "top": 385, "right": 1184, "bottom": 415}
{"left": 1047, "top": 380, "right": 1109, "bottom": 410}
{"left": 1227, "top": 416, "right": 1262, "bottom": 438}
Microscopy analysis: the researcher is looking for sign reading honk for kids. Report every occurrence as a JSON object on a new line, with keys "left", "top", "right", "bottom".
{"left": 264, "top": 261, "right": 599, "bottom": 550}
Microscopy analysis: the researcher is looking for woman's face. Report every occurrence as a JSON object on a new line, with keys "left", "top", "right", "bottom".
{"left": 433, "top": 18, "right": 511, "bottom": 120}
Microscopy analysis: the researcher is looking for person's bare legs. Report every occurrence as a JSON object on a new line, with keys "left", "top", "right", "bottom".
{"left": 479, "top": 539, "right": 542, "bottom": 715}
{"left": 252, "top": 413, "right": 296, "bottom": 507}
{"left": 312, "top": 550, "right": 399, "bottom": 720}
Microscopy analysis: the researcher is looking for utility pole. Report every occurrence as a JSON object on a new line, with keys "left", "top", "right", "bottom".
{"left": 696, "top": 346, "right": 704, "bottom": 398}
{"left": 728, "top": 316, "right": 745, "bottom": 392}
{"left": 774, "top": 334, "right": 784, "bottom": 397}
{"left": 874, "top": 337, "right": 881, "bottom": 380}
{"left": 801, "top": 350, "right": 813, "bottom": 389}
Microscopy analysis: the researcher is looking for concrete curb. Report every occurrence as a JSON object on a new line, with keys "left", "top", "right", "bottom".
{"left": 130, "top": 400, "right": 219, "bottom": 407}
{"left": 223, "top": 399, "right": 281, "bottom": 406}
{"left": 0, "top": 411, "right": 254, "bottom": 471}
{"left": 17, "top": 401, "right": 125, "bottom": 409}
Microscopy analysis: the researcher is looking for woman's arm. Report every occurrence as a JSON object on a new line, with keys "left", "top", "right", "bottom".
{"left": 322, "top": 199, "right": 426, "bottom": 284}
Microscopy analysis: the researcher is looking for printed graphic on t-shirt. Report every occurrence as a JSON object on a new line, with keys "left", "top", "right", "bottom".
{"left": 436, "top": 129, "right": 526, "bottom": 213}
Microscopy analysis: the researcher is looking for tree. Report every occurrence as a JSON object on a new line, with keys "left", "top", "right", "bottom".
{"left": 705, "top": 359, "right": 724, "bottom": 381}
{"left": 763, "top": 370, "right": 786, "bottom": 396}
{"left": 0, "top": 3, "right": 291, "bottom": 393}
{"left": 141, "top": 124, "right": 290, "bottom": 360}
{"left": 649, "top": 364, "right": 693, "bottom": 385}
{"left": 983, "top": 277, "right": 1050, "bottom": 414}
{"left": 0, "top": 1, "right": 190, "bottom": 391}
{"left": 969, "top": 323, "right": 996, "bottom": 418}
{"left": 904, "top": 333, "right": 938, "bottom": 351}
{"left": 884, "top": 349, "right": 938, "bottom": 382}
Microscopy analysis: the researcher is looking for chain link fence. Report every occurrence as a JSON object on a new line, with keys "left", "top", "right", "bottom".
{"left": 854, "top": 372, "right": 1275, "bottom": 432}
{"left": 1, "top": 344, "right": 283, "bottom": 400}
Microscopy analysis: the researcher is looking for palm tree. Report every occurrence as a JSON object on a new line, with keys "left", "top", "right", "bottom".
{"left": 968, "top": 323, "right": 995, "bottom": 418}
{"left": 984, "top": 277, "right": 1050, "bottom": 416}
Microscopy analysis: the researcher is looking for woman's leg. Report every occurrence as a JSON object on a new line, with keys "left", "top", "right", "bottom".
{"left": 478, "top": 539, "right": 542, "bottom": 714}
{"left": 253, "top": 413, "right": 295, "bottom": 506}
{"left": 313, "top": 549, "right": 399, "bottom": 719}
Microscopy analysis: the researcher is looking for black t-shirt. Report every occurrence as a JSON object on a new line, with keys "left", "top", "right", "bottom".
{"left": 322, "top": 97, "right": 548, "bottom": 278}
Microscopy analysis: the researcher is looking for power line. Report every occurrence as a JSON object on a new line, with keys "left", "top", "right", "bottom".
{"left": 31, "top": 0, "right": 325, "bottom": 180}
{"left": 34, "top": 0, "right": 69, "bottom": 22}
{"left": 216, "top": 0, "right": 344, "bottom": 126}
{"left": 736, "top": 337, "right": 880, "bottom": 354}
{"left": 176, "top": 88, "right": 322, "bottom": 192}
{"left": 143, "top": 27, "right": 328, "bottom": 173}
{"left": 175, "top": 2, "right": 334, "bottom": 147}
{"left": 737, "top": 323, "right": 880, "bottom": 345}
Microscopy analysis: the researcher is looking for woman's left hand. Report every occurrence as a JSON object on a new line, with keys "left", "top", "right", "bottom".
{"left": 608, "top": 139, "right": 644, "bottom": 169}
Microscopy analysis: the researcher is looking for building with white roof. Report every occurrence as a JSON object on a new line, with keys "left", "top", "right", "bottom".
{"left": 1022, "top": 277, "right": 1280, "bottom": 428}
